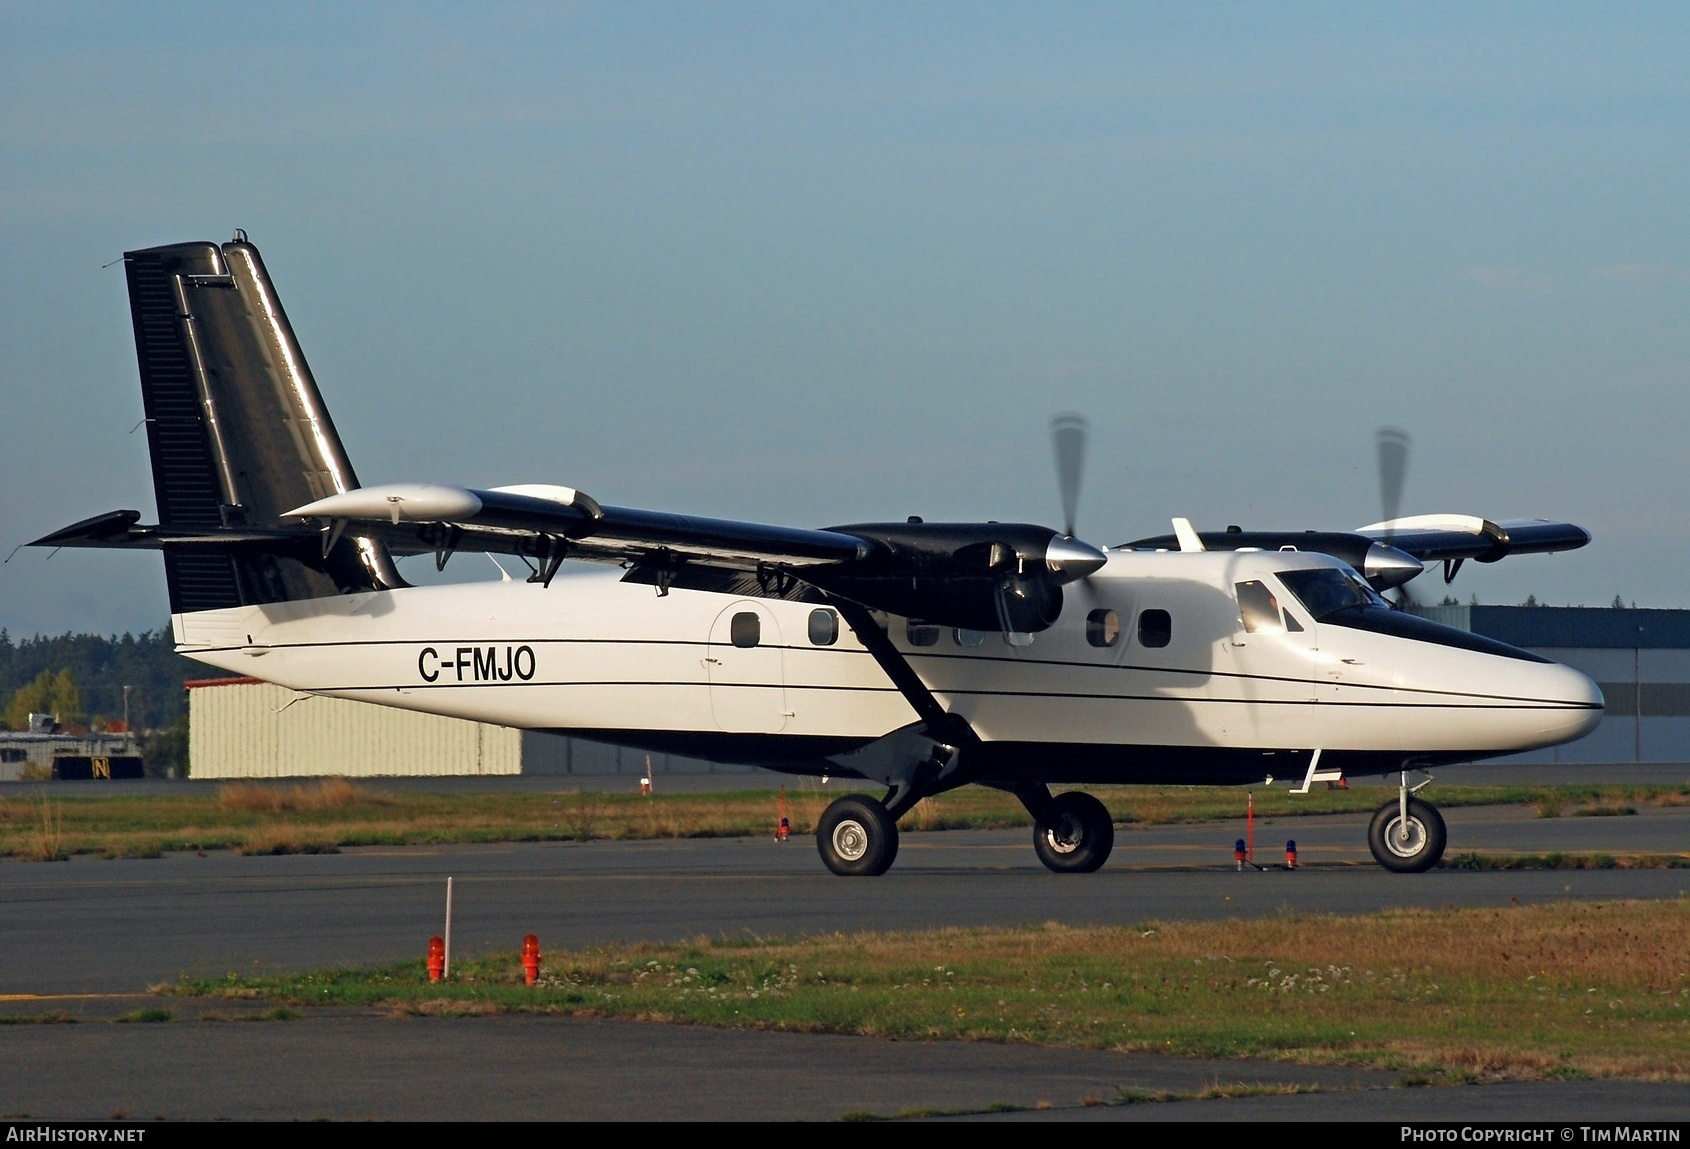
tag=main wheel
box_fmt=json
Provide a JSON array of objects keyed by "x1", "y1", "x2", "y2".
[
  {"x1": 816, "y1": 794, "x2": 900, "y2": 876},
  {"x1": 1367, "y1": 797, "x2": 1447, "y2": 873},
  {"x1": 1032, "y1": 791, "x2": 1114, "y2": 873}
]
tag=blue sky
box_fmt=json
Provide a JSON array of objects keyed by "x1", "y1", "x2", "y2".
[{"x1": 3, "y1": 3, "x2": 1688, "y2": 635}]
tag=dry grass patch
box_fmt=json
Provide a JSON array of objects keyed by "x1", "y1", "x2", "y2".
[
  {"x1": 218, "y1": 777, "x2": 373, "y2": 814},
  {"x1": 170, "y1": 898, "x2": 1690, "y2": 1081},
  {"x1": 239, "y1": 824, "x2": 341, "y2": 855},
  {"x1": 26, "y1": 794, "x2": 63, "y2": 862}
]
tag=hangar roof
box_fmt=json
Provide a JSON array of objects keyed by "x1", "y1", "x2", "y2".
[{"x1": 1414, "y1": 605, "x2": 1690, "y2": 649}]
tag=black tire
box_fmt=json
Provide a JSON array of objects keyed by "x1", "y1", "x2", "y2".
[
  {"x1": 816, "y1": 795, "x2": 900, "y2": 876},
  {"x1": 1032, "y1": 791, "x2": 1114, "y2": 873},
  {"x1": 1367, "y1": 797, "x2": 1447, "y2": 873}
]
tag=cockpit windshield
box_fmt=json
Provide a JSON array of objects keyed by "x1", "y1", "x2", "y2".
[
  {"x1": 1275, "y1": 567, "x2": 1388, "y2": 620},
  {"x1": 1274, "y1": 564, "x2": 1550, "y2": 663}
]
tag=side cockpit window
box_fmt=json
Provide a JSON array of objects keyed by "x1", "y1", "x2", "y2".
[{"x1": 1235, "y1": 580, "x2": 1286, "y2": 634}]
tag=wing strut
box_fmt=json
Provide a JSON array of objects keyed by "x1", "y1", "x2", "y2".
[{"x1": 824, "y1": 596, "x2": 980, "y2": 818}]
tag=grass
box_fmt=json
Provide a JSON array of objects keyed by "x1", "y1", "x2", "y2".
[
  {"x1": 26, "y1": 793, "x2": 63, "y2": 862},
  {"x1": 164, "y1": 898, "x2": 1690, "y2": 1081},
  {"x1": 2, "y1": 779, "x2": 1685, "y2": 862},
  {"x1": 113, "y1": 1008, "x2": 172, "y2": 1024},
  {"x1": 1443, "y1": 852, "x2": 1690, "y2": 871}
]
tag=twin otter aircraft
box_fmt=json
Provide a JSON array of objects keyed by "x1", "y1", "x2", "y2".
[{"x1": 36, "y1": 237, "x2": 1604, "y2": 876}]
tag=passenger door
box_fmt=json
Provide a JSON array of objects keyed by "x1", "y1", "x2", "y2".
[{"x1": 706, "y1": 601, "x2": 788, "y2": 733}]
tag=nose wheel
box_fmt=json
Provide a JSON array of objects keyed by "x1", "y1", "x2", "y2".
[{"x1": 1367, "y1": 792, "x2": 1446, "y2": 873}]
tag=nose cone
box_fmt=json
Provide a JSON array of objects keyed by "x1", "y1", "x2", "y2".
[
  {"x1": 1496, "y1": 660, "x2": 1605, "y2": 752},
  {"x1": 1361, "y1": 541, "x2": 1424, "y2": 591},
  {"x1": 1544, "y1": 663, "x2": 1605, "y2": 743},
  {"x1": 1045, "y1": 536, "x2": 1108, "y2": 583}
]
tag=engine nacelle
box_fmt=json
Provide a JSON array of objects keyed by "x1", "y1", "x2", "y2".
[{"x1": 810, "y1": 521, "x2": 1103, "y2": 633}]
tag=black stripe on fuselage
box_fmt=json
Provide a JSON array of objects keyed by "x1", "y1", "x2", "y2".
[
  {"x1": 189, "y1": 637, "x2": 1595, "y2": 709},
  {"x1": 318, "y1": 677, "x2": 1598, "y2": 711}
]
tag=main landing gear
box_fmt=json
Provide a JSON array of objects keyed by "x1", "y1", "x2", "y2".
[
  {"x1": 1367, "y1": 771, "x2": 1446, "y2": 873},
  {"x1": 1028, "y1": 789, "x2": 1114, "y2": 873},
  {"x1": 814, "y1": 786, "x2": 1118, "y2": 877},
  {"x1": 816, "y1": 794, "x2": 900, "y2": 876}
]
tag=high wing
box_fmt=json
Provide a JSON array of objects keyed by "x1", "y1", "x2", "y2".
[
  {"x1": 1123, "y1": 513, "x2": 1590, "y2": 592},
  {"x1": 1354, "y1": 515, "x2": 1592, "y2": 565},
  {"x1": 33, "y1": 481, "x2": 1109, "y2": 635},
  {"x1": 283, "y1": 483, "x2": 873, "y2": 573}
]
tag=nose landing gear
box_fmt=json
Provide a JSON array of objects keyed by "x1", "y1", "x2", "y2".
[{"x1": 1367, "y1": 771, "x2": 1446, "y2": 873}]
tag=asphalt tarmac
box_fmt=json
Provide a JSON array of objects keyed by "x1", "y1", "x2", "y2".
[
  {"x1": 5, "y1": 804, "x2": 1689, "y2": 996},
  {"x1": 3, "y1": 804, "x2": 1686, "y2": 1121}
]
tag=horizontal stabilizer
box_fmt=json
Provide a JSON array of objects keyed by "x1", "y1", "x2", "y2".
[{"x1": 30, "y1": 509, "x2": 306, "y2": 550}]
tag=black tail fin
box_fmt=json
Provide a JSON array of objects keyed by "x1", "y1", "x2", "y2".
[{"x1": 124, "y1": 236, "x2": 402, "y2": 612}]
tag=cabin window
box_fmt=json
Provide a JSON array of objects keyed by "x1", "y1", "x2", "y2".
[
  {"x1": 1003, "y1": 631, "x2": 1034, "y2": 648},
  {"x1": 730, "y1": 611, "x2": 761, "y2": 648},
  {"x1": 1086, "y1": 608, "x2": 1120, "y2": 648},
  {"x1": 953, "y1": 629, "x2": 986, "y2": 647},
  {"x1": 1235, "y1": 580, "x2": 1286, "y2": 634},
  {"x1": 808, "y1": 608, "x2": 838, "y2": 646},
  {"x1": 907, "y1": 620, "x2": 941, "y2": 647},
  {"x1": 0, "y1": 748, "x2": 25, "y2": 764},
  {"x1": 1138, "y1": 609, "x2": 1172, "y2": 648}
]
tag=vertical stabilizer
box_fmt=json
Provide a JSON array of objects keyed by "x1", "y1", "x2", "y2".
[{"x1": 124, "y1": 236, "x2": 401, "y2": 612}]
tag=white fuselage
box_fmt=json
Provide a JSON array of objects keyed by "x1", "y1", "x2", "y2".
[{"x1": 172, "y1": 549, "x2": 1602, "y2": 778}]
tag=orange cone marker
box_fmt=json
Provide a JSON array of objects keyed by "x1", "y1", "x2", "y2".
[{"x1": 522, "y1": 933, "x2": 541, "y2": 987}]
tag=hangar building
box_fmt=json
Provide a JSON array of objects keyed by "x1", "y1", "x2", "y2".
[
  {"x1": 0, "y1": 713, "x2": 142, "y2": 781},
  {"x1": 185, "y1": 677, "x2": 749, "y2": 780}
]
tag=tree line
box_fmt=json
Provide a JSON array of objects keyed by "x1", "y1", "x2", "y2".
[{"x1": 0, "y1": 628, "x2": 200, "y2": 732}]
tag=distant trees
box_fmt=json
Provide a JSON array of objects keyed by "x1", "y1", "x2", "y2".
[
  {"x1": 0, "y1": 627, "x2": 197, "y2": 731},
  {"x1": 142, "y1": 714, "x2": 189, "y2": 778},
  {"x1": 3, "y1": 668, "x2": 83, "y2": 729}
]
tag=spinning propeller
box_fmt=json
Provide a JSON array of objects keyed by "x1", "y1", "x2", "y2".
[
  {"x1": 1375, "y1": 426, "x2": 1421, "y2": 607},
  {"x1": 1051, "y1": 413, "x2": 1088, "y2": 539},
  {"x1": 1047, "y1": 413, "x2": 1108, "y2": 611}
]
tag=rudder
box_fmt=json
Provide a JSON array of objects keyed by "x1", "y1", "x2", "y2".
[{"x1": 124, "y1": 235, "x2": 401, "y2": 612}]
